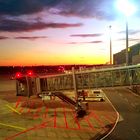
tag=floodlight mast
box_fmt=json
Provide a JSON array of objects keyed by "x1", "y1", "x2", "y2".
[
  {"x1": 116, "y1": 0, "x2": 137, "y2": 65},
  {"x1": 109, "y1": 25, "x2": 112, "y2": 65}
]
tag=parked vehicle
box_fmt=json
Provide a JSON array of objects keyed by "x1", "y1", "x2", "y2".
[
  {"x1": 78, "y1": 89, "x2": 104, "y2": 101},
  {"x1": 89, "y1": 89, "x2": 104, "y2": 101}
]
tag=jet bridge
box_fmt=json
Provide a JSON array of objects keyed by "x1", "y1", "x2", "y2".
[
  {"x1": 16, "y1": 64, "x2": 140, "y2": 101},
  {"x1": 37, "y1": 65, "x2": 140, "y2": 92}
]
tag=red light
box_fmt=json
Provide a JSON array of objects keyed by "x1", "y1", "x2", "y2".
[
  {"x1": 58, "y1": 66, "x2": 65, "y2": 72},
  {"x1": 27, "y1": 70, "x2": 33, "y2": 76},
  {"x1": 16, "y1": 72, "x2": 22, "y2": 78}
]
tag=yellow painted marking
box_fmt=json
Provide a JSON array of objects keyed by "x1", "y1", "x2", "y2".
[
  {"x1": 6, "y1": 104, "x2": 21, "y2": 115},
  {"x1": 0, "y1": 122, "x2": 25, "y2": 130}
]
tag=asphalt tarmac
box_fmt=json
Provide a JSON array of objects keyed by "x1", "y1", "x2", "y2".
[
  {"x1": 0, "y1": 76, "x2": 117, "y2": 140},
  {"x1": 103, "y1": 87, "x2": 140, "y2": 140}
]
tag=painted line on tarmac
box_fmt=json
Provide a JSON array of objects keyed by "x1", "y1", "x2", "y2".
[
  {"x1": 61, "y1": 101, "x2": 69, "y2": 128},
  {"x1": 0, "y1": 122, "x2": 25, "y2": 131},
  {"x1": 6, "y1": 104, "x2": 21, "y2": 115},
  {"x1": 54, "y1": 108, "x2": 57, "y2": 128},
  {"x1": 103, "y1": 115, "x2": 114, "y2": 124},
  {"x1": 101, "y1": 92, "x2": 119, "y2": 140},
  {"x1": 71, "y1": 109, "x2": 81, "y2": 129},
  {"x1": 5, "y1": 118, "x2": 54, "y2": 140},
  {"x1": 90, "y1": 111, "x2": 105, "y2": 130},
  {"x1": 15, "y1": 97, "x2": 22, "y2": 108},
  {"x1": 19, "y1": 107, "x2": 24, "y2": 113},
  {"x1": 84, "y1": 117, "x2": 95, "y2": 131}
]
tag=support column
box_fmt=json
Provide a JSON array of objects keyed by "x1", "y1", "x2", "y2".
[{"x1": 72, "y1": 67, "x2": 78, "y2": 101}]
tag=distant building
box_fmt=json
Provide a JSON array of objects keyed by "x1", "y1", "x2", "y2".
[{"x1": 113, "y1": 43, "x2": 140, "y2": 65}]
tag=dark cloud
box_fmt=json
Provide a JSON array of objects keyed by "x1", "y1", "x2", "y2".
[
  {"x1": 118, "y1": 29, "x2": 140, "y2": 35},
  {"x1": 52, "y1": 0, "x2": 117, "y2": 20},
  {"x1": 0, "y1": 0, "x2": 44, "y2": 16},
  {"x1": 15, "y1": 36, "x2": 48, "y2": 40},
  {"x1": 0, "y1": 36, "x2": 9, "y2": 40},
  {"x1": 67, "y1": 40, "x2": 103, "y2": 44},
  {"x1": 0, "y1": 18, "x2": 83, "y2": 32},
  {"x1": 85, "y1": 41, "x2": 103, "y2": 44},
  {"x1": 70, "y1": 33, "x2": 102, "y2": 37},
  {"x1": 0, "y1": 0, "x2": 139, "y2": 28},
  {"x1": 0, "y1": 0, "x2": 128, "y2": 20},
  {"x1": 67, "y1": 42, "x2": 79, "y2": 44}
]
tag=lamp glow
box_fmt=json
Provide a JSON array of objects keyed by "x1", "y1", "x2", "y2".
[
  {"x1": 116, "y1": 0, "x2": 137, "y2": 17},
  {"x1": 116, "y1": 0, "x2": 137, "y2": 65}
]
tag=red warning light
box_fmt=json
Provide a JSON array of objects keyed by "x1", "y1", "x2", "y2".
[
  {"x1": 15, "y1": 72, "x2": 22, "y2": 78},
  {"x1": 27, "y1": 70, "x2": 33, "y2": 76},
  {"x1": 58, "y1": 66, "x2": 65, "y2": 72}
]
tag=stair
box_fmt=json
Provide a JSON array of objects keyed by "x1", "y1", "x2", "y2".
[{"x1": 52, "y1": 92, "x2": 76, "y2": 106}]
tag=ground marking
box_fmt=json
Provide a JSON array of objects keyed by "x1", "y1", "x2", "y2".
[
  {"x1": 6, "y1": 104, "x2": 21, "y2": 115},
  {"x1": 5, "y1": 118, "x2": 54, "y2": 140},
  {"x1": 71, "y1": 109, "x2": 81, "y2": 129},
  {"x1": 61, "y1": 101, "x2": 68, "y2": 128},
  {"x1": 101, "y1": 91, "x2": 119, "y2": 140},
  {"x1": 0, "y1": 122, "x2": 25, "y2": 131},
  {"x1": 54, "y1": 108, "x2": 57, "y2": 128},
  {"x1": 15, "y1": 97, "x2": 22, "y2": 108}
]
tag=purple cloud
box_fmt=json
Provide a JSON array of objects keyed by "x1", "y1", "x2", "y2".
[
  {"x1": 0, "y1": 18, "x2": 83, "y2": 32},
  {"x1": 70, "y1": 33, "x2": 102, "y2": 38},
  {"x1": 67, "y1": 40, "x2": 103, "y2": 44},
  {"x1": 15, "y1": 36, "x2": 48, "y2": 40},
  {"x1": 87, "y1": 41, "x2": 103, "y2": 43},
  {"x1": 0, "y1": 36, "x2": 9, "y2": 40},
  {"x1": 1, "y1": 0, "x2": 137, "y2": 20},
  {"x1": 67, "y1": 42, "x2": 79, "y2": 44}
]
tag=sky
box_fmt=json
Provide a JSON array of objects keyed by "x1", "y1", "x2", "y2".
[{"x1": 0, "y1": 0, "x2": 140, "y2": 66}]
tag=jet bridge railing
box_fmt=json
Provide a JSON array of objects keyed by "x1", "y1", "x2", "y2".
[{"x1": 38, "y1": 65, "x2": 140, "y2": 93}]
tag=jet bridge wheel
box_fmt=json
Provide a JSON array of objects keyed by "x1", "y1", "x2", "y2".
[
  {"x1": 76, "y1": 108, "x2": 86, "y2": 118},
  {"x1": 100, "y1": 98, "x2": 104, "y2": 102}
]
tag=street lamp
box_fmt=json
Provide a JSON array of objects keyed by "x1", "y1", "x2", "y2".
[
  {"x1": 109, "y1": 25, "x2": 112, "y2": 65},
  {"x1": 116, "y1": 0, "x2": 137, "y2": 65}
]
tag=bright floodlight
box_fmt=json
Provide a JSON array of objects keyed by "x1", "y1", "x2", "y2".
[{"x1": 116, "y1": 0, "x2": 137, "y2": 16}]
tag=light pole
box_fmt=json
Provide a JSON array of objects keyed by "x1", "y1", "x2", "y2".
[
  {"x1": 116, "y1": 0, "x2": 136, "y2": 66},
  {"x1": 109, "y1": 25, "x2": 112, "y2": 65},
  {"x1": 125, "y1": 18, "x2": 129, "y2": 66}
]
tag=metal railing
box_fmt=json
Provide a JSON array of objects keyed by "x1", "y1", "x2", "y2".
[{"x1": 38, "y1": 65, "x2": 140, "y2": 92}]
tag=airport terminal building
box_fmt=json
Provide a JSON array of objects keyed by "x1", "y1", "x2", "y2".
[{"x1": 113, "y1": 43, "x2": 140, "y2": 65}]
